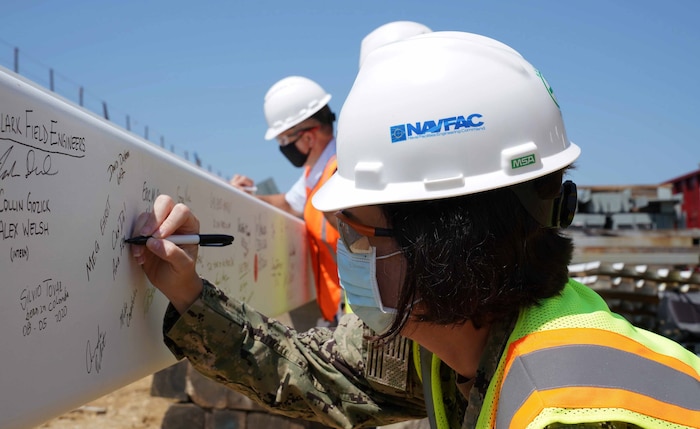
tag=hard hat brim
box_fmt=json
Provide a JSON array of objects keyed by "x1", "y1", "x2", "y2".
[{"x1": 312, "y1": 142, "x2": 581, "y2": 212}]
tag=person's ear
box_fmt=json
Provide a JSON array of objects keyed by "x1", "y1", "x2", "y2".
[{"x1": 304, "y1": 129, "x2": 317, "y2": 149}]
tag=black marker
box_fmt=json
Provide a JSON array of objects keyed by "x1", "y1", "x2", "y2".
[{"x1": 124, "y1": 234, "x2": 234, "y2": 247}]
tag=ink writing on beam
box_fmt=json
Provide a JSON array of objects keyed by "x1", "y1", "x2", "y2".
[{"x1": 1, "y1": 64, "x2": 312, "y2": 429}]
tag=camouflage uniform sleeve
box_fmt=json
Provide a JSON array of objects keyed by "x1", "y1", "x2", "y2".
[{"x1": 162, "y1": 280, "x2": 427, "y2": 428}]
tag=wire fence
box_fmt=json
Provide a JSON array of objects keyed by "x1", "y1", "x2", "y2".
[{"x1": 0, "y1": 38, "x2": 226, "y2": 179}]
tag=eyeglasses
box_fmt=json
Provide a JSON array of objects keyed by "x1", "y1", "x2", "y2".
[
  {"x1": 277, "y1": 126, "x2": 320, "y2": 147},
  {"x1": 335, "y1": 210, "x2": 394, "y2": 254}
]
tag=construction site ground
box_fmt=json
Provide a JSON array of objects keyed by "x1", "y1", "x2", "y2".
[{"x1": 36, "y1": 375, "x2": 173, "y2": 429}]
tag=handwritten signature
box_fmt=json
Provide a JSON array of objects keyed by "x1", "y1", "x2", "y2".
[
  {"x1": 0, "y1": 145, "x2": 59, "y2": 181},
  {"x1": 25, "y1": 149, "x2": 58, "y2": 178},
  {"x1": 85, "y1": 325, "x2": 107, "y2": 374},
  {"x1": 0, "y1": 145, "x2": 20, "y2": 180}
]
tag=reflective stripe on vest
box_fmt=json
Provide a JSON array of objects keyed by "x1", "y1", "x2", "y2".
[
  {"x1": 496, "y1": 328, "x2": 700, "y2": 428},
  {"x1": 318, "y1": 212, "x2": 336, "y2": 263},
  {"x1": 413, "y1": 342, "x2": 449, "y2": 429},
  {"x1": 475, "y1": 280, "x2": 700, "y2": 428},
  {"x1": 304, "y1": 155, "x2": 341, "y2": 321}
]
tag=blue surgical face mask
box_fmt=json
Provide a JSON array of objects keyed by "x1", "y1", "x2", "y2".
[{"x1": 337, "y1": 239, "x2": 401, "y2": 334}]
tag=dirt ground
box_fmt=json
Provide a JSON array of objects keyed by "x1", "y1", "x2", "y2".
[
  {"x1": 36, "y1": 375, "x2": 175, "y2": 429},
  {"x1": 33, "y1": 374, "x2": 428, "y2": 429}
]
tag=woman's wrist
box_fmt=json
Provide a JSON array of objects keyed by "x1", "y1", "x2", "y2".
[{"x1": 171, "y1": 276, "x2": 204, "y2": 314}]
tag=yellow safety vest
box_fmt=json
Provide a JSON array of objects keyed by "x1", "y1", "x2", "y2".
[
  {"x1": 479, "y1": 279, "x2": 700, "y2": 428},
  {"x1": 416, "y1": 280, "x2": 700, "y2": 428}
]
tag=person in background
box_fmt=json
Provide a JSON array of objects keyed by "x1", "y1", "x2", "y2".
[
  {"x1": 230, "y1": 21, "x2": 434, "y2": 328},
  {"x1": 231, "y1": 76, "x2": 342, "y2": 324},
  {"x1": 133, "y1": 32, "x2": 700, "y2": 428}
]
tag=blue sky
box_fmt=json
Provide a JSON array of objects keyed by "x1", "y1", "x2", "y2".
[{"x1": 1, "y1": 1, "x2": 698, "y2": 192}]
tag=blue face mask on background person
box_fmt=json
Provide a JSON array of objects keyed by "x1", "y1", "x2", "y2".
[{"x1": 337, "y1": 239, "x2": 401, "y2": 334}]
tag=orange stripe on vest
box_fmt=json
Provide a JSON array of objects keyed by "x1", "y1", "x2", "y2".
[
  {"x1": 304, "y1": 156, "x2": 341, "y2": 321},
  {"x1": 495, "y1": 327, "x2": 700, "y2": 428}
]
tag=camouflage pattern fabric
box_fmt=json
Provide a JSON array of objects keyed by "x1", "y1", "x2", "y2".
[
  {"x1": 163, "y1": 280, "x2": 426, "y2": 428},
  {"x1": 163, "y1": 280, "x2": 643, "y2": 429}
]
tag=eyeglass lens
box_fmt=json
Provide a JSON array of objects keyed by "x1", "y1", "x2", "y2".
[{"x1": 337, "y1": 218, "x2": 372, "y2": 254}]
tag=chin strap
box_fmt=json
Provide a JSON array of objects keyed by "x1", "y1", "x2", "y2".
[{"x1": 512, "y1": 180, "x2": 578, "y2": 228}]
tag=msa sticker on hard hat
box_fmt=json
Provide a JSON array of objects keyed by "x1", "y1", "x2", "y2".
[
  {"x1": 502, "y1": 142, "x2": 542, "y2": 175},
  {"x1": 390, "y1": 113, "x2": 485, "y2": 143},
  {"x1": 511, "y1": 154, "x2": 537, "y2": 169},
  {"x1": 535, "y1": 69, "x2": 559, "y2": 109}
]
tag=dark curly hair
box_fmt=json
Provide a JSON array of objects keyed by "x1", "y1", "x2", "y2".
[{"x1": 379, "y1": 170, "x2": 574, "y2": 338}]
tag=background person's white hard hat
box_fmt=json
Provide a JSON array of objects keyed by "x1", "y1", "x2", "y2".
[
  {"x1": 263, "y1": 76, "x2": 332, "y2": 140},
  {"x1": 418, "y1": 30, "x2": 522, "y2": 57},
  {"x1": 359, "y1": 21, "x2": 432, "y2": 69},
  {"x1": 313, "y1": 31, "x2": 581, "y2": 212}
]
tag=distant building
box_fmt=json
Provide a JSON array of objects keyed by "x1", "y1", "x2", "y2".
[
  {"x1": 255, "y1": 177, "x2": 279, "y2": 196},
  {"x1": 573, "y1": 184, "x2": 681, "y2": 230},
  {"x1": 665, "y1": 168, "x2": 700, "y2": 229}
]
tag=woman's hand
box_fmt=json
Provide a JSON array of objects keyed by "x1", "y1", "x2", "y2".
[{"x1": 130, "y1": 194, "x2": 203, "y2": 314}]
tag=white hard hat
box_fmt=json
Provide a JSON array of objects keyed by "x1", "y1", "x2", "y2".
[
  {"x1": 418, "y1": 30, "x2": 522, "y2": 57},
  {"x1": 313, "y1": 31, "x2": 581, "y2": 212},
  {"x1": 263, "y1": 76, "x2": 332, "y2": 140},
  {"x1": 359, "y1": 21, "x2": 432, "y2": 69}
]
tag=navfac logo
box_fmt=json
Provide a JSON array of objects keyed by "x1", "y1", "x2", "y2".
[{"x1": 390, "y1": 114, "x2": 485, "y2": 143}]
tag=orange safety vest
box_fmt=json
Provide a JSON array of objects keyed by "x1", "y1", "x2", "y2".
[
  {"x1": 304, "y1": 155, "x2": 341, "y2": 322},
  {"x1": 478, "y1": 279, "x2": 700, "y2": 428}
]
